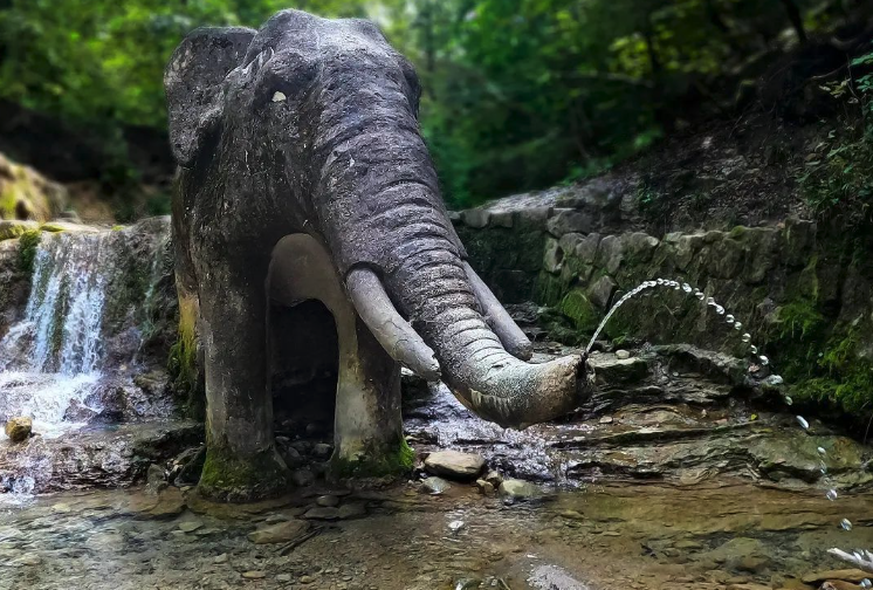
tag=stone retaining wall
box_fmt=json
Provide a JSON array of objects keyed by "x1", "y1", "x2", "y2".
[{"x1": 454, "y1": 195, "x2": 873, "y2": 421}]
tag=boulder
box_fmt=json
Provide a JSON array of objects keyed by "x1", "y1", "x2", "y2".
[
  {"x1": 498, "y1": 479, "x2": 542, "y2": 502},
  {"x1": 546, "y1": 209, "x2": 595, "y2": 237},
  {"x1": 801, "y1": 570, "x2": 873, "y2": 585},
  {"x1": 424, "y1": 450, "x2": 485, "y2": 481},
  {"x1": 587, "y1": 275, "x2": 617, "y2": 310},
  {"x1": 0, "y1": 153, "x2": 67, "y2": 222},
  {"x1": 420, "y1": 476, "x2": 452, "y2": 495},
  {"x1": 4, "y1": 416, "x2": 32, "y2": 443},
  {"x1": 248, "y1": 519, "x2": 310, "y2": 544}
]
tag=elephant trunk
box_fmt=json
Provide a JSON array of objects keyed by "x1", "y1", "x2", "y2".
[{"x1": 340, "y1": 180, "x2": 582, "y2": 429}]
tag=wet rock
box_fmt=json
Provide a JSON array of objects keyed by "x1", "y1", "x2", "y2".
[
  {"x1": 588, "y1": 355, "x2": 649, "y2": 385},
  {"x1": 475, "y1": 479, "x2": 495, "y2": 495},
  {"x1": 248, "y1": 519, "x2": 309, "y2": 544},
  {"x1": 316, "y1": 494, "x2": 339, "y2": 507},
  {"x1": 241, "y1": 571, "x2": 266, "y2": 579},
  {"x1": 420, "y1": 476, "x2": 452, "y2": 495},
  {"x1": 312, "y1": 443, "x2": 333, "y2": 458},
  {"x1": 424, "y1": 450, "x2": 485, "y2": 481},
  {"x1": 291, "y1": 469, "x2": 315, "y2": 487},
  {"x1": 484, "y1": 470, "x2": 503, "y2": 486},
  {"x1": 337, "y1": 502, "x2": 367, "y2": 520},
  {"x1": 303, "y1": 506, "x2": 339, "y2": 520},
  {"x1": 145, "y1": 463, "x2": 167, "y2": 495},
  {"x1": 171, "y1": 446, "x2": 206, "y2": 487},
  {"x1": 177, "y1": 520, "x2": 203, "y2": 533},
  {"x1": 4, "y1": 416, "x2": 32, "y2": 442},
  {"x1": 802, "y1": 570, "x2": 873, "y2": 585},
  {"x1": 498, "y1": 479, "x2": 542, "y2": 502}
]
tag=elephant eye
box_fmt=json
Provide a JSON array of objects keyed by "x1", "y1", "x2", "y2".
[{"x1": 256, "y1": 53, "x2": 318, "y2": 106}]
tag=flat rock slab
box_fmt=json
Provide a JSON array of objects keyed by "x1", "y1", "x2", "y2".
[
  {"x1": 247, "y1": 519, "x2": 310, "y2": 544},
  {"x1": 424, "y1": 450, "x2": 485, "y2": 481},
  {"x1": 802, "y1": 569, "x2": 873, "y2": 584}
]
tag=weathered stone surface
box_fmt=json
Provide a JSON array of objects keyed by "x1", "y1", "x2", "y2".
[
  {"x1": 337, "y1": 502, "x2": 367, "y2": 519},
  {"x1": 597, "y1": 235, "x2": 624, "y2": 274},
  {"x1": 247, "y1": 519, "x2": 309, "y2": 544},
  {"x1": 498, "y1": 479, "x2": 542, "y2": 501},
  {"x1": 588, "y1": 355, "x2": 649, "y2": 386},
  {"x1": 573, "y1": 233, "x2": 601, "y2": 264},
  {"x1": 303, "y1": 506, "x2": 340, "y2": 520},
  {"x1": 315, "y1": 494, "x2": 339, "y2": 507},
  {"x1": 4, "y1": 416, "x2": 32, "y2": 443},
  {"x1": 544, "y1": 237, "x2": 564, "y2": 274},
  {"x1": 424, "y1": 450, "x2": 485, "y2": 481},
  {"x1": 802, "y1": 570, "x2": 873, "y2": 585},
  {"x1": 547, "y1": 209, "x2": 595, "y2": 237},
  {"x1": 0, "y1": 220, "x2": 38, "y2": 241},
  {"x1": 587, "y1": 275, "x2": 617, "y2": 310},
  {"x1": 621, "y1": 232, "x2": 659, "y2": 263},
  {"x1": 420, "y1": 476, "x2": 452, "y2": 495},
  {"x1": 0, "y1": 153, "x2": 67, "y2": 222},
  {"x1": 461, "y1": 208, "x2": 491, "y2": 228}
]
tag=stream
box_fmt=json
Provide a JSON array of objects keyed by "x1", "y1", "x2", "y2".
[{"x1": 1, "y1": 221, "x2": 872, "y2": 589}]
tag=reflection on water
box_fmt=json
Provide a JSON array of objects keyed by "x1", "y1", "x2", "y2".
[{"x1": 0, "y1": 481, "x2": 871, "y2": 590}]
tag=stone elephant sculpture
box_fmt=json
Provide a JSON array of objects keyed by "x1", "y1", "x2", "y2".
[{"x1": 164, "y1": 9, "x2": 584, "y2": 501}]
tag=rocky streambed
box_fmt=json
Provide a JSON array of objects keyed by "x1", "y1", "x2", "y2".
[{"x1": 2, "y1": 337, "x2": 873, "y2": 589}]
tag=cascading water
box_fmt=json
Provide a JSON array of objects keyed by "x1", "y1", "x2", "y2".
[
  {"x1": 0, "y1": 219, "x2": 177, "y2": 498},
  {"x1": 590, "y1": 276, "x2": 869, "y2": 584}
]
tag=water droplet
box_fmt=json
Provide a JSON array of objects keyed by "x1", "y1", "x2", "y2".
[
  {"x1": 759, "y1": 355, "x2": 769, "y2": 366},
  {"x1": 742, "y1": 333, "x2": 751, "y2": 343},
  {"x1": 827, "y1": 489, "x2": 839, "y2": 501},
  {"x1": 715, "y1": 305, "x2": 725, "y2": 315},
  {"x1": 726, "y1": 314, "x2": 735, "y2": 324},
  {"x1": 820, "y1": 463, "x2": 828, "y2": 475},
  {"x1": 656, "y1": 278, "x2": 665, "y2": 285},
  {"x1": 706, "y1": 297, "x2": 716, "y2": 306},
  {"x1": 817, "y1": 446, "x2": 827, "y2": 456},
  {"x1": 860, "y1": 579, "x2": 871, "y2": 588},
  {"x1": 672, "y1": 282, "x2": 681, "y2": 290},
  {"x1": 841, "y1": 518, "x2": 853, "y2": 531},
  {"x1": 682, "y1": 283, "x2": 692, "y2": 293},
  {"x1": 448, "y1": 520, "x2": 465, "y2": 532},
  {"x1": 784, "y1": 395, "x2": 793, "y2": 405},
  {"x1": 796, "y1": 415, "x2": 810, "y2": 430},
  {"x1": 695, "y1": 290, "x2": 705, "y2": 300},
  {"x1": 734, "y1": 322, "x2": 743, "y2": 330},
  {"x1": 750, "y1": 345, "x2": 758, "y2": 354}
]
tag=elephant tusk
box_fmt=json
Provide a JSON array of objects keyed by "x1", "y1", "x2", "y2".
[
  {"x1": 346, "y1": 267, "x2": 442, "y2": 381},
  {"x1": 463, "y1": 261, "x2": 533, "y2": 361}
]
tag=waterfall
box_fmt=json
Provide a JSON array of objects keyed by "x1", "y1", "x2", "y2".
[{"x1": 0, "y1": 220, "x2": 174, "y2": 438}]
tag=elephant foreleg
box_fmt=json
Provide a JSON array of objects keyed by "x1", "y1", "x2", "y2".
[{"x1": 197, "y1": 260, "x2": 290, "y2": 502}]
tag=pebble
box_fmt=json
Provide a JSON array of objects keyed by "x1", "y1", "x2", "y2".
[
  {"x1": 615, "y1": 349, "x2": 631, "y2": 359},
  {"x1": 316, "y1": 494, "x2": 340, "y2": 507},
  {"x1": 242, "y1": 571, "x2": 266, "y2": 579},
  {"x1": 300, "y1": 574, "x2": 316, "y2": 584},
  {"x1": 214, "y1": 553, "x2": 228, "y2": 564}
]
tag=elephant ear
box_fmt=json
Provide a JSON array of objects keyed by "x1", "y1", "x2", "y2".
[{"x1": 165, "y1": 26, "x2": 256, "y2": 167}]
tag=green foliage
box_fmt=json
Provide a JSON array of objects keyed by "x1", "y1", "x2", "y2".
[
  {"x1": 17, "y1": 229, "x2": 41, "y2": 273},
  {"x1": 0, "y1": 0, "x2": 841, "y2": 211},
  {"x1": 799, "y1": 44, "x2": 873, "y2": 223}
]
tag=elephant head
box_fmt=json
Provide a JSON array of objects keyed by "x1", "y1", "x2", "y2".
[{"x1": 165, "y1": 10, "x2": 583, "y2": 430}]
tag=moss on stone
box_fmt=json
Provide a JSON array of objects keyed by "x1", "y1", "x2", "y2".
[
  {"x1": 197, "y1": 445, "x2": 291, "y2": 503},
  {"x1": 559, "y1": 289, "x2": 599, "y2": 333},
  {"x1": 17, "y1": 229, "x2": 41, "y2": 273},
  {"x1": 328, "y1": 438, "x2": 415, "y2": 480},
  {"x1": 168, "y1": 294, "x2": 204, "y2": 419}
]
